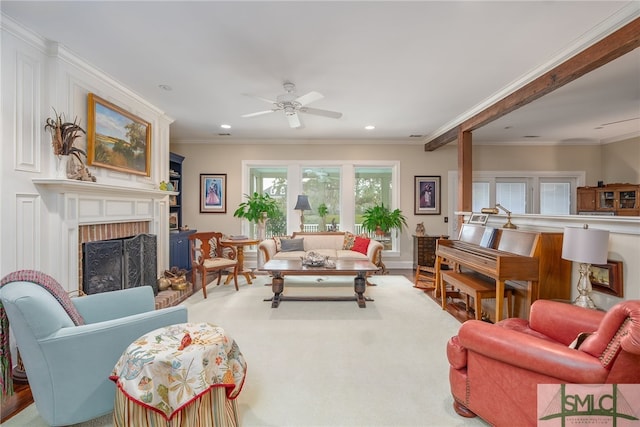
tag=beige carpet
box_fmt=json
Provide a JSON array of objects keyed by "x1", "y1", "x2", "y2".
[{"x1": 4, "y1": 275, "x2": 488, "y2": 426}]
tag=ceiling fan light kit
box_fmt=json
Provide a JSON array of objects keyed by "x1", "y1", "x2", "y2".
[{"x1": 242, "y1": 81, "x2": 343, "y2": 129}]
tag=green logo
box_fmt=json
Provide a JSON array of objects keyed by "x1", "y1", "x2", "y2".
[{"x1": 539, "y1": 384, "x2": 638, "y2": 426}]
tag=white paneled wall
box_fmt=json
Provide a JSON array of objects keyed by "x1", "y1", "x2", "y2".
[{"x1": 1, "y1": 15, "x2": 174, "y2": 290}]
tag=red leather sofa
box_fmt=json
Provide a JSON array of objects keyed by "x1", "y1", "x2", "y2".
[{"x1": 447, "y1": 299, "x2": 640, "y2": 426}]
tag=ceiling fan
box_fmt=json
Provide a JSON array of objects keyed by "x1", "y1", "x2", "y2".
[{"x1": 241, "y1": 82, "x2": 343, "y2": 129}]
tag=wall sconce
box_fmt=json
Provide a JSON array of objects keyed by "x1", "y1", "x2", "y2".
[
  {"x1": 481, "y1": 204, "x2": 517, "y2": 229},
  {"x1": 561, "y1": 224, "x2": 609, "y2": 309},
  {"x1": 294, "y1": 195, "x2": 311, "y2": 231}
]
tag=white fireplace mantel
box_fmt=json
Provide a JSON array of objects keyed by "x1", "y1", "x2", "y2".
[
  {"x1": 33, "y1": 178, "x2": 176, "y2": 199},
  {"x1": 32, "y1": 178, "x2": 174, "y2": 292}
]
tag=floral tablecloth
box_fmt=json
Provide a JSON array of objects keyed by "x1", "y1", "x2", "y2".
[{"x1": 111, "y1": 322, "x2": 247, "y2": 420}]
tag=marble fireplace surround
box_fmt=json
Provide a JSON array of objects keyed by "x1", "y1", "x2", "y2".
[{"x1": 32, "y1": 178, "x2": 172, "y2": 296}]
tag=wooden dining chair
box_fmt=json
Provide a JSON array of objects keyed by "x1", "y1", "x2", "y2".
[{"x1": 189, "y1": 232, "x2": 239, "y2": 298}]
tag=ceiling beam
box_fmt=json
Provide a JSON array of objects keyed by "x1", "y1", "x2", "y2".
[{"x1": 424, "y1": 17, "x2": 640, "y2": 152}]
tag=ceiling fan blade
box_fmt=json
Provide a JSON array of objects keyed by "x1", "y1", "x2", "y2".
[
  {"x1": 287, "y1": 112, "x2": 302, "y2": 128},
  {"x1": 242, "y1": 93, "x2": 277, "y2": 105},
  {"x1": 241, "y1": 110, "x2": 276, "y2": 118},
  {"x1": 300, "y1": 107, "x2": 342, "y2": 119},
  {"x1": 295, "y1": 91, "x2": 323, "y2": 106}
]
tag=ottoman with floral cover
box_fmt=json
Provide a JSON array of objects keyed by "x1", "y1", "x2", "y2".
[{"x1": 111, "y1": 322, "x2": 247, "y2": 427}]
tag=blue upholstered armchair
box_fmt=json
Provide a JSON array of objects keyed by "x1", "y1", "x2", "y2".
[{"x1": 0, "y1": 281, "x2": 188, "y2": 426}]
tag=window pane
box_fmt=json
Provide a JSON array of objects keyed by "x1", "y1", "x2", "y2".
[
  {"x1": 355, "y1": 167, "x2": 393, "y2": 247},
  {"x1": 248, "y1": 167, "x2": 287, "y2": 238},
  {"x1": 496, "y1": 182, "x2": 526, "y2": 214},
  {"x1": 540, "y1": 182, "x2": 570, "y2": 215},
  {"x1": 472, "y1": 182, "x2": 490, "y2": 212},
  {"x1": 301, "y1": 167, "x2": 341, "y2": 232}
]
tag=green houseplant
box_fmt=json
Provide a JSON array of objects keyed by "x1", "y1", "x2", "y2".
[
  {"x1": 361, "y1": 204, "x2": 408, "y2": 236},
  {"x1": 233, "y1": 192, "x2": 280, "y2": 223},
  {"x1": 317, "y1": 203, "x2": 329, "y2": 231}
]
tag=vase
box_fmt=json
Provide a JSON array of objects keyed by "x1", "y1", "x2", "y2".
[{"x1": 56, "y1": 155, "x2": 70, "y2": 179}]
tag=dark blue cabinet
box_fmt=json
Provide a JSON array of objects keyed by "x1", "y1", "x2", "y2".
[{"x1": 169, "y1": 229, "x2": 196, "y2": 271}]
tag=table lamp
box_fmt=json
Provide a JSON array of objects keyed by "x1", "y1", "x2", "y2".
[
  {"x1": 561, "y1": 224, "x2": 609, "y2": 309},
  {"x1": 294, "y1": 195, "x2": 311, "y2": 231}
]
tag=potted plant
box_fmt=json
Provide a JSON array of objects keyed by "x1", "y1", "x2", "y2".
[
  {"x1": 233, "y1": 192, "x2": 281, "y2": 240},
  {"x1": 361, "y1": 203, "x2": 408, "y2": 237},
  {"x1": 317, "y1": 203, "x2": 329, "y2": 231}
]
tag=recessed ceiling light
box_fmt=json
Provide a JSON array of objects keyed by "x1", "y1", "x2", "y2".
[
  {"x1": 158, "y1": 84, "x2": 172, "y2": 91},
  {"x1": 220, "y1": 124, "x2": 231, "y2": 129},
  {"x1": 365, "y1": 125, "x2": 375, "y2": 130}
]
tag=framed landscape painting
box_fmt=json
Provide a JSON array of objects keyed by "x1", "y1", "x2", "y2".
[
  {"x1": 590, "y1": 260, "x2": 623, "y2": 297},
  {"x1": 414, "y1": 176, "x2": 441, "y2": 215},
  {"x1": 200, "y1": 173, "x2": 227, "y2": 213},
  {"x1": 87, "y1": 93, "x2": 151, "y2": 176}
]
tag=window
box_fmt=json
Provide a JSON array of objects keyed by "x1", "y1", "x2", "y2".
[
  {"x1": 247, "y1": 166, "x2": 288, "y2": 237},
  {"x1": 540, "y1": 181, "x2": 570, "y2": 215},
  {"x1": 496, "y1": 181, "x2": 527, "y2": 214},
  {"x1": 472, "y1": 182, "x2": 490, "y2": 212},
  {"x1": 302, "y1": 167, "x2": 341, "y2": 231},
  {"x1": 241, "y1": 161, "x2": 401, "y2": 251},
  {"x1": 355, "y1": 167, "x2": 393, "y2": 233},
  {"x1": 466, "y1": 172, "x2": 582, "y2": 215}
]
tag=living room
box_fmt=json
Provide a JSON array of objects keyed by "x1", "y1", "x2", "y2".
[{"x1": 1, "y1": 2, "x2": 639, "y2": 426}]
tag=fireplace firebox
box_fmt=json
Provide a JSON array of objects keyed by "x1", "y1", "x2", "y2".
[{"x1": 82, "y1": 234, "x2": 158, "y2": 295}]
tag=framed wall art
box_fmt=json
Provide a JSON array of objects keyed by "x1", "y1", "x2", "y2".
[
  {"x1": 590, "y1": 260, "x2": 624, "y2": 298},
  {"x1": 200, "y1": 173, "x2": 227, "y2": 213},
  {"x1": 468, "y1": 213, "x2": 489, "y2": 225},
  {"x1": 87, "y1": 93, "x2": 151, "y2": 176},
  {"x1": 169, "y1": 212, "x2": 179, "y2": 230},
  {"x1": 414, "y1": 176, "x2": 441, "y2": 215}
]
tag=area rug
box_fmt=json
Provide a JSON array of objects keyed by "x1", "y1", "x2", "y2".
[{"x1": 3, "y1": 275, "x2": 489, "y2": 427}]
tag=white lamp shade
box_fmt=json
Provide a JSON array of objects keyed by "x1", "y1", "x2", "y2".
[{"x1": 562, "y1": 226, "x2": 609, "y2": 265}]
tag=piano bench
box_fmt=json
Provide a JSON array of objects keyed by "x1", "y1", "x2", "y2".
[{"x1": 440, "y1": 271, "x2": 513, "y2": 320}]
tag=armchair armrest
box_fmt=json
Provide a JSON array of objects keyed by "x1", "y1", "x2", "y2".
[
  {"x1": 367, "y1": 240, "x2": 383, "y2": 264},
  {"x1": 528, "y1": 300, "x2": 605, "y2": 345},
  {"x1": 259, "y1": 239, "x2": 277, "y2": 262},
  {"x1": 219, "y1": 242, "x2": 238, "y2": 260},
  {"x1": 73, "y1": 286, "x2": 156, "y2": 323},
  {"x1": 458, "y1": 320, "x2": 608, "y2": 384},
  {"x1": 35, "y1": 306, "x2": 187, "y2": 419}
]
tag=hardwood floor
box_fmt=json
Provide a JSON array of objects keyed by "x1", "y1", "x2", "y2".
[
  {"x1": 0, "y1": 269, "x2": 469, "y2": 422},
  {"x1": 1, "y1": 381, "x2": 32, "y2": 423}
]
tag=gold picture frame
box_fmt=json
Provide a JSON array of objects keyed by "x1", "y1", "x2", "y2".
[{"x1": 87, "y1": 93, "x2": 151, "y2": 176}]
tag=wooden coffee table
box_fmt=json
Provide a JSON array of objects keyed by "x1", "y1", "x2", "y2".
[{"x1": 261, "y1": 259, "x2": 379, "y2": 308}]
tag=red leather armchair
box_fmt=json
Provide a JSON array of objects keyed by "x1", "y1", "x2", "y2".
[{"x1": 447, "y1": 299, "x2": 640, "y2": 426}]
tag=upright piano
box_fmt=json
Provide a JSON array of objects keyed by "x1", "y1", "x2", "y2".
[{"x1": 435, "y1": 224, "x2": 571, "y2": 321}]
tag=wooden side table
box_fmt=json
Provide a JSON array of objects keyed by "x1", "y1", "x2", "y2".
[{"x1": 222, "y1": 238, "x2": 260, "y2": 284}]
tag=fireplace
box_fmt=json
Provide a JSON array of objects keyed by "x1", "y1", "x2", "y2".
[{"x1": 82, "y1": 234, "x2": 158, "y2": 295}]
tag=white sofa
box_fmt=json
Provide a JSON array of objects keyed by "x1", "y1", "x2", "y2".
[{"x1": 258, "y1": 231, "x2": 383, "y2": 266}]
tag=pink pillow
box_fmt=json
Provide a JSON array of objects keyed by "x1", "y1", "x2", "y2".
[{"x1": 351, "y1": 236, "x2": 371, "y2": 254}]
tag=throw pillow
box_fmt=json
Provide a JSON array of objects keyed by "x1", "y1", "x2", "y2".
[
  {"x1": 343, "y1": 231, "x2": 356, "y2": 250},
  {"x1": 273, "y1": 236, "x2": 291, "y2": 252},
  {"x1": 280, "y1": 238, "x2": 305, "y2": 252},
  {"x1": 351, "y1": 236, "x2": 371, "y2": 255},
  {"x1": 568, "y1": 332, "x2": 591, "y2": 349}
]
